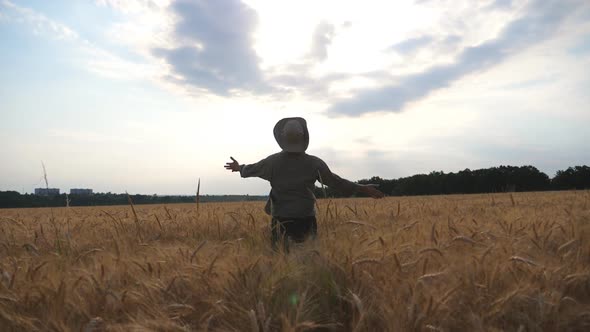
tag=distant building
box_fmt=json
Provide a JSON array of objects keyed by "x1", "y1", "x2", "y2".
[
  {"x1": 34, "y1": 188, "x2": 60, "y2": 196},
  {"x1": 70, "y1": 188, "x2": 93, "y2": 195}
]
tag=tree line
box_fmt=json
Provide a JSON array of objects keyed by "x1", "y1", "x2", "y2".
[
  {"x1": 1, "y1": 165, "x2": 588, "y2": 208},
  {"x1": 315, "y1": 165, "x2": 590, "y2": 198},
  {"x1": 0, "y1": 192, "x2": 267, "y2": 209}
]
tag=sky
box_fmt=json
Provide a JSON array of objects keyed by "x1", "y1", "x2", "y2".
[{"x1": 1, "y1": 0, "x2": 589, "y2": 195}]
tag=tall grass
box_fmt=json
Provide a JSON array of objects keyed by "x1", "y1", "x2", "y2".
[{"x1": 0, "y1": 191, "x2": 589, "y2": 331}]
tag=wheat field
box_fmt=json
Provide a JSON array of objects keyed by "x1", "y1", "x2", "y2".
[{"x1": 0, "y1": 191, "x2": 589, "y2": 331}]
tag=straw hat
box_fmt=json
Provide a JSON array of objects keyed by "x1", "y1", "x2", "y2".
[{"x1": 273, "y1": 117, "x2": 309, "y2": 153}]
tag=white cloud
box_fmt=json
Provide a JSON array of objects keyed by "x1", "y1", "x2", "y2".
[
  {"x1": 121, "y1": 0, "x2": 587, "y2": 119},
  {"x1": 5, "y1": 0, "x2": 588, "y2": 116},
  {"x1": 95, "y1": 0, "x2": 171, "y2": 14},
  {"x1": 1, "y1": 0, "x2": 162, "y2": 81},
  {"x1": 326, "y1": 0, "x2": 589, "y2": 116},
  {"x1": 1, "y1": 0, "x2": 78, "y2": 40},
  {"x1": 308, "y1": 21, "x2": 335, "y2": 62}
]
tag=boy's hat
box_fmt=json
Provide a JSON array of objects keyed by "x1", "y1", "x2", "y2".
[{"x1": 273, "y1": 117, "x2": 309, "y2": 153}]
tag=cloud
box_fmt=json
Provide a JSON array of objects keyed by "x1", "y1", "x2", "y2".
[
  {"x1": 487, "y1": 0, "x2": 514, "y2": 9},
  {"x1": 309, "y1": 21, "x2": 335, "y2": 62},
  {"x1": 498, "y1": 76, "x2": 557, "y2": 90},
  {"x1": 416, "y1": 0, "x2": 512, "y2": 8},
  {"x1": 391, "y1": 35, "x2": 434, "y2": 54},
  {"x1": 8, "y1": 0, "x2": 586, "y2": 116},
  {"x1": 152, "y1": 0, "x2": 266, "y2": 95},
  {"x1": 1, "y1": 0, "x2": 78, "y2": 40},
  {"x1": 1, "y1": 0, "x2": 156, "y2": 80},
  {"x1": 326, "y1": 0, "x2": 583, "y2": 117},
  {"x1": 95, "y1": 0, "x2": 169, "y2": 13},
  {"x1": 568, "y1": 35, "x2": 590, "y2": 55}
]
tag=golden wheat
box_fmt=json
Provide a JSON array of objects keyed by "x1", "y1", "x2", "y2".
[{"x1": 0, "y1": 191, "x2": 589, "y2": 331}]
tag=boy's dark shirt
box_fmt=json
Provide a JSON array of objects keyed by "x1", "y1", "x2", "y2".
[{"x1": 240, "y1": 151, "x2": 360, "y2": 218}]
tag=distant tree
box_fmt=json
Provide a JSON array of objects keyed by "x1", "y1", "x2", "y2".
[
  {"x1": 2, "y1": 164, "x2": 587, "y2": 209},
  {"x1": 552, "y1": 166, "x2": 590, "y2": 190},
  {"x1": 0, "y1": 191, "x2": 23, "y2": 208}
]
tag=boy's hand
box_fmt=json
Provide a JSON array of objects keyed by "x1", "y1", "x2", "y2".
[
  {"x1": 224, "y1": 157, "x2": 241, "y2": 172},
  {"x1": 359, "y1": 184, "x2": 385, "y2": 199}
]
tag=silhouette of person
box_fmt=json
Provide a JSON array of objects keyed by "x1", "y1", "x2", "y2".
[{"x1": 225, "y1": 117, "x2": 384, "y2": 250}]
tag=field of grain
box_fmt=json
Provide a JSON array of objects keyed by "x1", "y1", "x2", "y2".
[{"x1": 0, "y1": 191, "x2": 589, "y2": 331}]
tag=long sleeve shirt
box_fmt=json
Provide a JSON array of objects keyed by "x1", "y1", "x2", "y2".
[{"x1": 240, "y1": 151, "x2": 360, "y2": 218}]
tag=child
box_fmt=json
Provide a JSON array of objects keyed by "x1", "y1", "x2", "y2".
[{"x1": 225, "y1": 117, "x2": 384, "y2": 250}]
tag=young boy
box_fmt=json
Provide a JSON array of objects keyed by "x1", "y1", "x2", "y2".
[{"x1": 225, "y1": 117, "x2": 384, "y2": 250}]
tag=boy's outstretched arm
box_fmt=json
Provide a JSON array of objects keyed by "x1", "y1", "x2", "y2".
[
  {"x1": 357, "y1": 183, "x2": 385, "y2": 199},
  {"x1": 224, "y1": 156, "x2": 272, "y2": 181},
  {"x1": 318, "y1": 161, "x2": 384, "y2": 199}
]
